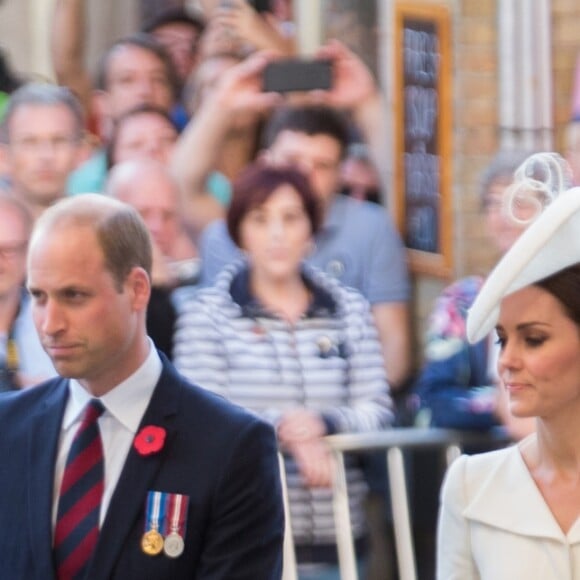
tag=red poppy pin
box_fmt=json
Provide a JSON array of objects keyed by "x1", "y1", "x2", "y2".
[{"x1": 134, "y1": 425, "x2": 166, "y2": 456}]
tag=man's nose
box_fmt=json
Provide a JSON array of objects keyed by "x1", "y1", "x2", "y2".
[{"x1": 41, "y1": 300, "x2": 66, "y2": 336}]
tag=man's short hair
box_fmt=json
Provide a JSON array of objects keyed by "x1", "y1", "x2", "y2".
[
  {"x1": 105, "y1": 103, "x2": 177, "y2": 169},
  {"x1": 33, "y1": 195, "x2": 153, "y2": 290},
  {"x1": 142, "y1": 7, "x2": 206, "y2": 37},
  {"x1": 262, "y1": 105, "x2": 352, "y2": 159},
  {"x1": 94, "y1": 33, "x2": 180, "y2": 101},
  {"x1": 0, "y1": 82, "x2": 84, "y2": 144}
]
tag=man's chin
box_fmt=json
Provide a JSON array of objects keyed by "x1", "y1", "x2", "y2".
[
  {"x1": 28, "y1": 190, "x2": 64, "y2": 207},
  {"x1": 50, "y1": 360, "x2": 83, "y2": 379}
]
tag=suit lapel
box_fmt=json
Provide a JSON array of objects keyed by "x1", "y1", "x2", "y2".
[
  {"x1": 88, "y1": 360, "x2": 182, "y2": 580},
  {"x1": 26, "y1": 379, "x2": 69, "y2": 579}
]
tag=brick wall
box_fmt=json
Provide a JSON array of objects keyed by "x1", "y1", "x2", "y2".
[
  {"x1": 452, "y1": 0, "x2": 580, "y2": 278},
  {"x1": 411, "y1": 0, "x2": 580, "y2": 366}
]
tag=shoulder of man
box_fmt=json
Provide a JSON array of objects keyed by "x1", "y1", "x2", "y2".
[
  {"x1": 0, "y1": 377, "x2": 66, "y2": 443},
  {"x1": 331, "y1": 194, "x2": 397, "y2": 227},
  {"x1": 0, "y1": 376, "x2": 64, "y2": 410},
  {"x1": 163, "y1": 358, "x2": 276, "y2": 439}
]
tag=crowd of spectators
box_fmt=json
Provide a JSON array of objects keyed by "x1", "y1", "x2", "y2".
[{"x1": 1, "y1": 1, "x2": 578, "y2": 579}]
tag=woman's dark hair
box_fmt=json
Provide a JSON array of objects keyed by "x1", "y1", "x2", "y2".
[
  {"x1": 227, "y1": 162, "x2": 322, "y2": 248},
  {"x1": 535, "y1": 263, "x2": 580, "y2": 327}
]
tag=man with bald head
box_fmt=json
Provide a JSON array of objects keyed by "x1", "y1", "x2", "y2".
[
  {"x1": 106, "y1": 159, "x2": 196, "y2": 271},
  {"x1": 106, "y1": 160, "x2": 199, "y2": 357},
  {"x1": 0, "y1": 194, "x2": 283, "y2": 579}
]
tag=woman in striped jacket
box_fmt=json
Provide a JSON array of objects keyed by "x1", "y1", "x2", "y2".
[{"x1": 173, "y1": 162, "x2": 393, "y2": 577}]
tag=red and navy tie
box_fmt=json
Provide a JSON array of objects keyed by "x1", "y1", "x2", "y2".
[{"x1": 54, "y1": 399, "x2": 105, "y2": 580}]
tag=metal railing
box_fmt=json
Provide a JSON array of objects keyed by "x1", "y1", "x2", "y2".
[
  {"x1": 279, "y1": 452, "x2": 298, "y2": 580},
  {"x1": 280, "y1": 427, "x2": 511, "y2": 580}
]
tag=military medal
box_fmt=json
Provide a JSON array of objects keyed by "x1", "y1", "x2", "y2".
[
  {"x1": 163, "y1": 493, "x2": 189, "y2": 558},
  {"x1": 142, "y1": 491, "x2": 166, "y2": 556},
  {"x1": 141, "y1": 529, "x2": 164, "y2": 556},
  {"x1": 163, "y1": 532, "x2": 185, "y2": 558}
]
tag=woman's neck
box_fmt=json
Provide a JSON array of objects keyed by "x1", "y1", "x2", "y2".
[
  {"x1": 525, "y1": 413, "x2": 580, "y2": 477},
  {"x1": 249, "y1": 270, "x2": 310, "y2": 324}
]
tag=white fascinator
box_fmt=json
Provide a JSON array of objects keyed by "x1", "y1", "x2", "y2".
[{"x1": 467, "y1": 152, "x2": 580, "y2": 343}]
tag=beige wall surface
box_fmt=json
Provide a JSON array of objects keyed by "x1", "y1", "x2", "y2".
[
  {"x1": 0, "y1": 0, "x2": 138, "y2": 82},
  {"x1": 0, "y1": 0, "x2": 38, "y2": 79}
]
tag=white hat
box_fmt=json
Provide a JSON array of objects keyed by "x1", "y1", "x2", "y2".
[{"x1": 467, "y1": 186, "x2": 580, "y2": 343}]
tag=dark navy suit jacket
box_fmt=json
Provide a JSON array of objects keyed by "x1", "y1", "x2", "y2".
[{"x1": 0, "y1": 355, "x2": 284, "y2": 579}]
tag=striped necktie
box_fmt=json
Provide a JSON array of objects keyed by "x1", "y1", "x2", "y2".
[{"x1": 54, "y1": 399, "x2": 105, "y2": 580}]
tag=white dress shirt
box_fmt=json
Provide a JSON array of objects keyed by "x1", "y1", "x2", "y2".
[{"x1": 52, "y1": 342, "x2": 162, "y2": 530}]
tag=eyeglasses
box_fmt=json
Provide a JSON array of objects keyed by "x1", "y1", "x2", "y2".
[
  {"x1": 9, "y1": 136, "x2": 79, "y2": 153},
  {"x1": 0, "y1": 241, "x2": 27, "y2": 260}
]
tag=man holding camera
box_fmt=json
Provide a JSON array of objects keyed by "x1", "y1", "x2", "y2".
[{"x1": 172, "y1": 40, "x2": 411, "y2": 392}]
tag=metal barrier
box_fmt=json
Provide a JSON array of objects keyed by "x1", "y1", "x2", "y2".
[
  {"x1": 280, "y1": 427, "x2": 511, "y2": 580},
  {"x1": 279, "y1": 452, "x2": 298, "y2": 580},
  {"x1": 326, "y1": 427, "x2": 511, "y2": 580}
]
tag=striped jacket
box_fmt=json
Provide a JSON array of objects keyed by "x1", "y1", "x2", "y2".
[{"x1": 173, "y1": 262, "x2": 393, "y2": 555}]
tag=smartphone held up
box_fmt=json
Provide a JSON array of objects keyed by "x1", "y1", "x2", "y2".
[
  {"x1": 262, "y1": 58, "x2": 333, "y2": 93},
  {"x1": 220, "y1": 0, "x2": 271, "y2": 12},
  {"x1": 247, "y1": 0, "x2": 271, "y2": 12}
]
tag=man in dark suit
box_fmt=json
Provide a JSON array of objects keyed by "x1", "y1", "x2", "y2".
[{"x1": 0, "y1": 194, "x2": 284, "y2": 579}]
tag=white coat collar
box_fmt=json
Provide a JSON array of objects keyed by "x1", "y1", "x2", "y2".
[{"x1": 462, "y1": 441, "x2": 580, "y2": 543}]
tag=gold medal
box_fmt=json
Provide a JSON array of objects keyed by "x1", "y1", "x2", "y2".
[{"x1": 141, "y1": 528, "x2": 164, "y2": 556}]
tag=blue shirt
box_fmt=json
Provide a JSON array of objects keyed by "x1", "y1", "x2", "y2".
[
  {"x1": 199, "y1": 194, "x2": 410, "y2": 305},
  {"x1": 67, "y1": 149, "x2": 231, "y2": 203},
  {"x1": 67, "y1": 149, "x2": 108, "y2": 195}
]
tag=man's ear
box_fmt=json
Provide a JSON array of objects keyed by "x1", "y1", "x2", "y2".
[
  {"x1": 91, "y1": 90, "x2": 114, "y2": 141},
  {"x1": 0, "y1": 144, "x2": 11, "y2": 179},
  {"x1": 126, "y1": 267, "x2": 151, "y2": 312}
]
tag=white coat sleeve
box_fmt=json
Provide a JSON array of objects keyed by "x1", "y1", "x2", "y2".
[{"x1": 437, "y1": 455, "x2": 479, "y2": 580}]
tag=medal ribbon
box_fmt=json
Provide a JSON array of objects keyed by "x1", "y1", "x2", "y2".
[
  {"x1": 145, "y1": 491, "x2": 167, "y2": 533},
  {"x1": 167, "y1": 493, "x2": 189, "y2": 537}
]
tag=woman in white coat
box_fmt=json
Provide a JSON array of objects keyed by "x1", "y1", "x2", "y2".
[{"x1": 437, "y1": 155, "x2": 580, "y2": 580}]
